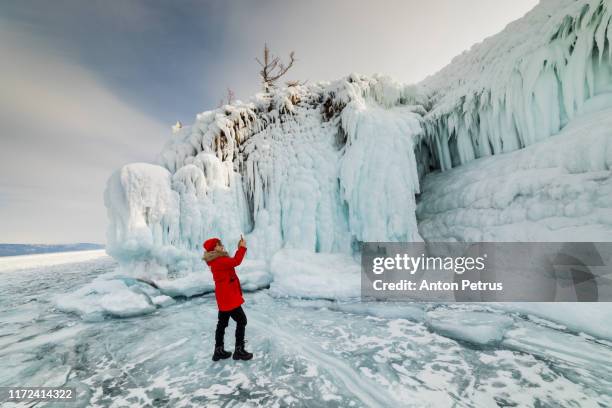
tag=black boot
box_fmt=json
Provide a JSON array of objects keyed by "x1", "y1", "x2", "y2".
[
  {"x1": 212, "y1": 345, "x2": 232, "y2": 361},
  {"x1": 233, "y1": 341, "x2": 253, "y2": 361}
]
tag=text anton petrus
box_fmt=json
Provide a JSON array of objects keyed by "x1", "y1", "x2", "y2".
[{"x1": 361, "y1": 242, "x2": 612, "y2": 302}]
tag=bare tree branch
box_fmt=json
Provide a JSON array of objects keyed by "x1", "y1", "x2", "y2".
[
  {"x1": 217, "y1": 87, "x2": 236, "y2": 108},
  {"x1": 257, "y1": 43, "x2": 297, "y2": 91}
]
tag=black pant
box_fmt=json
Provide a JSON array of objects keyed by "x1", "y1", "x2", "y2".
[{"x1": 215, "y1": 306, "x2": 247, "y2": 347}]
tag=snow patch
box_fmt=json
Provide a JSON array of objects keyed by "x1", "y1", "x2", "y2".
[
  {"x1": 269, "y1": 249, "x2": 361, "y2": 299},
  {"x1": 426, "y1": 310, "x2": 514, "y2": 346},
  {"x1": 55, "y1": 279, "x2": 157, "y2": 320}
]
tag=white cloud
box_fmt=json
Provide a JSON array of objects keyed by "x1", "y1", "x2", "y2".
[{"x1": 0, "y1": 22, "x2": 169, "y2": 243}]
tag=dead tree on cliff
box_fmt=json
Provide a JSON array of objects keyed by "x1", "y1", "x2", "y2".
[
  {"x1": 256, "y1": 43, "x2": 296, "y2": 92},
  {"x1": 218, "y1": 87, "x2": 235, "y2": 108}
]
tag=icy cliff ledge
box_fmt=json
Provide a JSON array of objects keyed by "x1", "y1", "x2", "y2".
[
  {"x1": 105, "y1": 75, "x2": 425, "y2": 276},
  {"x1": 104, "y1": 160, "x2": 248, "y2": 275},
  {"x1": 103, "y1": 0, "x2": 612, "y2": 280},
  {"x1": 417, "y1": 100, "x2": 612, "y2": 242},
  {"x1": 418, "y1": 0, "x2": 612, "y2": 172}
]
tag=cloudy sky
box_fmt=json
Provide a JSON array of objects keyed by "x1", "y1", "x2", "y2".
[{"x1": 0, "y1": 0, "x2": 538, "y2": 244}]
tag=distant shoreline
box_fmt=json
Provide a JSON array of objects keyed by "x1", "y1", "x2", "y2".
[
  {"x1": 0, "y1": 243, "x2": 105, "y2": 257},
  {"x1": 0, "y1": 249, "x2": 109, "y2": 273}
]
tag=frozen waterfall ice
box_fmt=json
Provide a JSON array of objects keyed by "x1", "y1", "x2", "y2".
[
  {"x1": 105, "y1": 74, "x2": 427, "y2": 276},
  {"x1": 103, "y1": 0, "x2": 612, "y2": 304}
]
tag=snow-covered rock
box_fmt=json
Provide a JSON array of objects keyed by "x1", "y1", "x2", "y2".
[
  {"x1": 426, "y1": 310, "x2": 514, "y2": 346},
  {"x1": 269, "y1": 249, "x2": 361, "y2": 299},
  {"x1": 55, "y1": 278, "x2": 158, "y2": 320}
]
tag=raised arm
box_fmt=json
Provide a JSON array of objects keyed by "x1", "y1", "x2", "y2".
[{"x1": 214, "y1": 246, "x2": 247, "y2": 269}]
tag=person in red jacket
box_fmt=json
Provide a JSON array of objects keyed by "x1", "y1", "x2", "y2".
[{"x1": 203, "y1": 235, "x2": 253, "y2": 361}]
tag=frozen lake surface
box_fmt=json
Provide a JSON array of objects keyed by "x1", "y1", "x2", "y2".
[{"x1": 1, "y1": 253, "x2": 611, "y2": 407}]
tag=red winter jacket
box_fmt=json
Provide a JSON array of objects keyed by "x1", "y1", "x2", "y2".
[{"x1": 204, "y1": 246, "x2": 247, "y2": 311}]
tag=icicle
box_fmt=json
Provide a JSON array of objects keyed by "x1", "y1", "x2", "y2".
[{"x1": 419, "y1": 0, "x2": 612, "y2": 173}]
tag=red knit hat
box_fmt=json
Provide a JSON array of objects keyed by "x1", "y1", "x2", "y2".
[{"x1": 203, "y1": 238, "x2": 220, "y2": 252}]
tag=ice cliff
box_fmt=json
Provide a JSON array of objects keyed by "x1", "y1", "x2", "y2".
[
  {"x1": 105, "y1": 0, "x2": 612, "y2": 277},
  {"x1": 106, "y1": 76, "x2": 425, "y2": 274}
]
